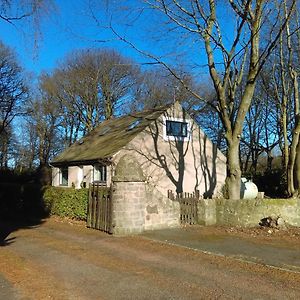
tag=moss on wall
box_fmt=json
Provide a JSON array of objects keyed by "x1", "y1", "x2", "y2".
[{"x1": 260, "y1": 198, "x2": 297, "y2": 206}]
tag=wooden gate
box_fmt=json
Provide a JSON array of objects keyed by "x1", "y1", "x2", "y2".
[
  {"x1": 168, "y1": 190, "x2": 199, "y2": 225},
  {"x1": 87, "y1": 183, "x2": 112, "y2": 233}
]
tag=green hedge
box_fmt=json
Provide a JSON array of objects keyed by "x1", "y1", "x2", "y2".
[
  {"x1": 43, "y1": 187, "x2": 89, "y2": 220},
  {"x1": 0, "y1": 183, "x2": 89, "y2": 221}
]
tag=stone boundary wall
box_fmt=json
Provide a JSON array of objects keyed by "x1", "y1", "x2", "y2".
[
  {"x1": 111, "y1": 154, "x2": 180, "y2": 235},
  {"x1": 198, "y1": 198, "x2": 300, "y2": 227},
  {"x1": 197, "y1": 199, "x2": 217, "y2": 226},
  {"x1": 144, "y1": 185, "x2": 180, "y2": 231}
]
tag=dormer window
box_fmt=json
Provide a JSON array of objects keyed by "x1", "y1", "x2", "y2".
[{"x1": 163, "y1": 117, "x2": 191, "y2": 141}]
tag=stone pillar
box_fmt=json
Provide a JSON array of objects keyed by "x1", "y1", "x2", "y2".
[{"x1": 112, "y1": 155, "x2": 146, "y2": 235}]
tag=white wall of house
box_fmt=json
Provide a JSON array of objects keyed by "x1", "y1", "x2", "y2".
[
  {"x1": 68, "y1": 166, "x2": 80, "y2": 188},
  {"x1": 52, "y1": 164, "x2": 111, "y2": 188},
  {"x1": 113, "y1": 102, "x2": 226, "y2": 198},
  {"x1": 51, "y1": 102, "x2": 226, "y2": 197},
  {"x1": 52, "y1": 167, "x2": 60, "y2": 187},
  {"x1": 83, "y1": 165, "x2": 93, "y2": 186},
  {"x1": 77, "y1": 166, "x2": 83, "y2": 188}
]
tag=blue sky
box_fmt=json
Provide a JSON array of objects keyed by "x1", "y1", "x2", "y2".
[
  {"x1": 0, "y1": 0, "x2": 215, "y2": 79},
  {"x1": 0, "y1": 0, "x2": 243, "y2": 84},
  {"x1": 0, "y1": 0, "x2": 165, "y2": 76},
  {"x1": 0, "y1": 1, "x2": 107, "y2": 75}
]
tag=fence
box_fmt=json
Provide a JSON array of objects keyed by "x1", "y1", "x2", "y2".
[
  {"x1": 87, "y1": 183, "x2": 112, "y2": 233},
  {"x1": 168, "y1": 190, "x2": 200, "y2": 225}
]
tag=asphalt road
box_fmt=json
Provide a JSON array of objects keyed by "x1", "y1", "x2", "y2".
[
  {"x1": 1, "y1": 218, "x2": 300, "y2": 299},
  {"x1": 142, "y1": 227, "x2": 300, "y2": 272}
]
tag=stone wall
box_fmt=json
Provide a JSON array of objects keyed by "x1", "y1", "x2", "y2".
[
  {"x1": 197, "y1": 199, "x2": 217, "y2": 226},
  {"x1": 197, "y1": 198, "x2": 300, "y2": 227},
  {"x1": 144, "y1": 185, "x2": 180, "y2": 231},
  {"x1": 112, "y1": 181, "x2": 146, "y2": 235},
  {"x1": 111, "y1": 154, "x2": 180, "y2": 235}
]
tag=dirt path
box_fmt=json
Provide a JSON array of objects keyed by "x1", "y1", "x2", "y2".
[{"x1": 1, "y1": 218, "x2": 300, "y2": 299}]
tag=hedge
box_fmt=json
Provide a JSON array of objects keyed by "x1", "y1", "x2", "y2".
[
  {"x1": 43, "y1": 186, "x2": 89, "y2": 220},
  {"x1": 0, "y1": 184, "x2": 89, "y2": 221}
]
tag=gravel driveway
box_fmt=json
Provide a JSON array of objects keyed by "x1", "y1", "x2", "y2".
[{"x1": 1, "y1": 218, "x2": 300, "y2": 299}]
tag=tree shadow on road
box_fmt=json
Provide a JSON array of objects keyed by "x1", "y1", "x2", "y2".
[
  {"x1": 0, "y1": 218, "x2": 45, "y2": 246},
  {"x1": 0, "y1": 182, "x2": 48, "y2": 247}
]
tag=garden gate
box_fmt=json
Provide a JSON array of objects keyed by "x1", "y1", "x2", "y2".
[
  {"x1": 168, "y1": 190, "x2": 199, "y2": 225},
  {"x1": 87, "y1": 183, "x2": 112, "y2": 233}
]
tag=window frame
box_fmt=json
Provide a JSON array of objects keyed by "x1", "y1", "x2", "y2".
[
  {"x1": 59, "y1": 167, "x2": 68, "y2": 186},
  {"x1": 163, "y1": 116, "x2": 191, "y2": 142},
  {"x1": 93, "y1": 164, "x2": 107, "y2": 184},
  {"x1": 166, "y1": 120, "x2": 188, "y2": 138}
]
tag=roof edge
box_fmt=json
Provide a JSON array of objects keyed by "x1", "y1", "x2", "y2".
[{"x1": 50, "y1": 158, "x2": 112, "y2": 167}]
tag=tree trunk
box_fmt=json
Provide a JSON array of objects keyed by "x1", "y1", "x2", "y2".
[
  {"x1": 290, "y1": 72, "x2": 300, "y2": 195},
  {"x1": 293, "y1": 140, "x2": 300, "y2": 195},
  {"x1": 287, "y1": 114, "x2": 300, "y2": 195},
  {"x1": 226, "y1": 140, "x2": 241, "y2": 199},
  {"x1": 266, "y1": 150, "x2": 273, "y2": 173}
]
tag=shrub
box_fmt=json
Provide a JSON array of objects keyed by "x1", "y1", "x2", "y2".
[
  {"x1": 0, "y1": 184, "x2": 89, "y2": 221},
  {"x1": 253, "y1": 169, "x2": 287, "y2": 198},
  {"x1": 43, "y1": 187, "x2": 89, "y2": 220}
]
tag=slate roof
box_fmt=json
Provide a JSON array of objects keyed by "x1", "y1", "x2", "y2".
[{"x1": 51, "y1": 106, "x2": 168, "y2": 166}]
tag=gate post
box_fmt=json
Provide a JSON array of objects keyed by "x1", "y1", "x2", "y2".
[{"x1": 111, "y1": 155, "x2": 146, "y2": 235}]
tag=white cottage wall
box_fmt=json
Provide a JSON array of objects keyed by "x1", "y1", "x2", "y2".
[
  {"x1": 113, "y1": 102, "x2": 226, "y2": 198},
  {"x1": 52, "y1": 167, "x2": 60, "y2": 187}
]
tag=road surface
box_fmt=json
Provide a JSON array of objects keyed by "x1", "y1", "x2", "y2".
[{"x1": 1, "y1": 218, "x2": 300, "y2": 299}]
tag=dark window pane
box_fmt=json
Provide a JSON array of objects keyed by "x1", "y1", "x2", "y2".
[
  {"x1": 93, "y1": 165, "x2": 107, "y2": 182},
  {"x1": 166, "y1": 120, "x2": 188, "y2": 137},
  {"x1": 60, "y1": 168, "x2": 68, "y2": 186}
]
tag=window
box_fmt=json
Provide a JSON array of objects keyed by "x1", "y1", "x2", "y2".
[
  {"x1": 59, "y1": 167, "x2": 68, "y2": 186},
  {"x1": 93, "y1": 165, "x2": 107, "y2": 183},
  {"x1": 166, "y1": 120, "x2": 188, "y2": 137},
  {"x1": 163, "y1": 117, "x2": 191, "y2": 142}
]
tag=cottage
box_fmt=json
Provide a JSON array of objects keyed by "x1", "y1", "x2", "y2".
[{"x1": 51, "y1": 101, "x2": 226, "y2": 234}]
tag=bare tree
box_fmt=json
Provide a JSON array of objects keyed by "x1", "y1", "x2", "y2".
[
  {"x1": 12, "y1": 93, "x2": 63, "y2": 183},
  {"x1": 0, "y1": 40, "x2": 27, "y2": 136},
  {"x1": 131, "y1": 67, "x2": 197, "y2": 112},
  {"x1": 14, "y1": 121, "x2": 38, "y2": 170},
  {"x1": 0, "y1": 0, "x2": 54, "y2": 52},
  {"x1": 97, "y1": 0, "x2": 296, "y2": 199},
  {"x1": 264, "y1": 0, "x2": 300, "y2": 196},
  {"x1": 41, "y1": 49, "x2": 140, "y2": 143},
  {"x1": 0, "y1": 0, "x2": 47, "y2": 24},
  {"x1": 29, "y1": 97, "x2": 62, "y2": 167},
  {"x1": 0, "y1": 123, "x2": 12, "y2": 168},
  {"x1": 239, "y1": 69, "x2": 279, "y2": 176},
  {"x1": 283, "y1": 1, "x2": 300, "y2": 196}
]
